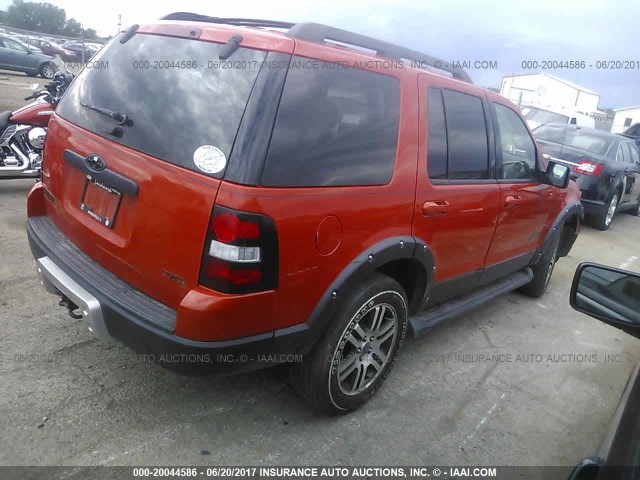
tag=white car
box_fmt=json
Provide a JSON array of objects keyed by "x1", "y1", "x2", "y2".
[{"x1": 522, "y1": 106, "x2": 595, "y2": 130}]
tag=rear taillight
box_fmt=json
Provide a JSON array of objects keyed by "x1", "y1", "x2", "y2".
[
  {"x1": 573, "y1": 160, "x2": 604, "y2": 176},
  {"x1": 199, "y1": 206, "x2": 278, "y2": 293}
]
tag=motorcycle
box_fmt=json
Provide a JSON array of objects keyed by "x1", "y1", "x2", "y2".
[{"x1": 0, "y1": 56, "x2": 73, "y2": 179}]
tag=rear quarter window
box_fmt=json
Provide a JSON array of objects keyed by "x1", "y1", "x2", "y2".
[{"x1": 261, "y1": 59, "x2": 400, "y2": 187}]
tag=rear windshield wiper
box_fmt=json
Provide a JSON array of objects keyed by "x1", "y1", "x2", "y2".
[{"x1": 80, "y1": 102, "x2": 134, "y2": 127}]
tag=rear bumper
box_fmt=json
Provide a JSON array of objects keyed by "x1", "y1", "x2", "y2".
[{"x1": 27, "y1": 216, "x2": 284, "y2": 374}]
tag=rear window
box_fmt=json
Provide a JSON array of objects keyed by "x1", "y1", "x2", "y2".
[
  {"x1": 57, "y1": 33, "x2": 267, "y2": 177},
  {"x1": 534, "y1": 125, "x2": 613, "y2": 155},
  {"x1": 261, "y1": 59, "x2": 400, "y2": 187}
]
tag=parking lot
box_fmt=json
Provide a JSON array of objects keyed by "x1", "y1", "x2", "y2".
[{"x1": 1, "y1": 70, "x2": 639, "y2": 473}]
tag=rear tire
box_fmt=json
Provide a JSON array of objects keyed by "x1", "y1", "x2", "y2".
[
  {"x1": 288, "y1": 273, "x2": 408, "y2": 414},
  {"x1": 592, "y1": 192, "x2": 619, "y2": 231},
  {"x1": 39, "y1": 62, "x2": 55, "y2": 79},
  {"x1": 519, "y1": 228, "x2": 561, "y2": 298}
]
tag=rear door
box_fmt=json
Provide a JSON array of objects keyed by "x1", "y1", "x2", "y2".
[
  {"x1": 414, "y1": 77, "x2": 501, "y2": 305},
  {"x1": 619, "y1": 142, "x2": 639, "y2": 204},
  {"x1": 626, "y1": 143, "x2": 640, "y2": 204},
  {"x1": 483, "y1": 99, "x2": 554, "y2": 274}
]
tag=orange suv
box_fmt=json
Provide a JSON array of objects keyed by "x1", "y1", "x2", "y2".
[{"x1": 26, "y1": 13, "x2": 583, "y2": 412}]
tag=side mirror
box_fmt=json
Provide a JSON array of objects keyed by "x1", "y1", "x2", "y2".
[
  {"x1": 542, "y1": 160, "x2": 570, "y2": 188},
  {"x1": 570, "y1": 262, "x2": 640, "y2": 338}
]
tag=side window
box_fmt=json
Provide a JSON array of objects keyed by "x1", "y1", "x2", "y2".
[
  {"x1": 441, "y1": 89, "x2": 489, "y2": 180},
  {"x1": 427, "y1": 88, "x2": 447, "y2": 179},
  {"x1": 630, "y1": 144, "x2": 640, "y2": 165},
  {"x1": 616, "y1": 144, "x2": 628, "y2": 163},
  {"x1": 5, "y1": 39, "x2": 27, "y2": 52},
  {"x1": 493, "y1": 103, "x2": 537, "y2": 180},
  {"x1": 623, "y1": 143, "x2": 637, "y2": 164},
  {"x1": 262, "y1": 60, "x2": 400, "y2": 187}
]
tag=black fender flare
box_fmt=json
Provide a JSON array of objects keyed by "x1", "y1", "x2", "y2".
[
  {"x1": 533, "y1": 202, "x2": 584, "y2": 264},
  {"x1": 273, "y1": 236, "x2": 435, "y2": 356}
]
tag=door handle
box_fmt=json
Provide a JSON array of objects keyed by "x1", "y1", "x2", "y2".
[
  {"x1": 422, "y1": 201, "x2": 449, "y2": 216},
  {"x1": 505, "y1": 195, "x2": 522, "y2": 207}
]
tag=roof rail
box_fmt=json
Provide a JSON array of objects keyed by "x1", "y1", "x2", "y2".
[
  {"x1": 159, "y1": 12, "x2": 295, "y2": 30},
  {"x1": 286, "y1": 23, "x2": 471, "y2": 83},
  {"x1": 158, "y1": 13, "x2": 472, "y2": 83}
]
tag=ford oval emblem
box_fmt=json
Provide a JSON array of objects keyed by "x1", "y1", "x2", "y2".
[{"x1": 85, "y1": 154, "x2": 106, "y2": 171}]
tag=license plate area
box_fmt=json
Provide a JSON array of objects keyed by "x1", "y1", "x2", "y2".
[{"x1": 80, "y1": 175, "x2": 122, "y2": 228}]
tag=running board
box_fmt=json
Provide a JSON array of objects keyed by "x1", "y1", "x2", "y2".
[{"x1": 409, "y1": 268, "x2": 533, "y2": 337}]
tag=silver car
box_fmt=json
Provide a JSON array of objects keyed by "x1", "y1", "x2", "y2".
[{"x1": 0, "y1": 34, "x2": 57, "y2": 78}]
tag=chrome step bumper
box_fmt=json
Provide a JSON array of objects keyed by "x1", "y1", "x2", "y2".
[{"x1": 36, "y1": 255, "x2": 110, "y2": 341}]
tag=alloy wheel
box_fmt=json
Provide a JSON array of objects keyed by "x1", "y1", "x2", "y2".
[
  {"x1": 333, "y1": 301, "x2": 399, "y2": 396},
  {"x1": 605, "y1": 194, "x2": 618, "y2": 227},
  {"x1": 41, "y1": 63, "x2": 55, "y2": 79}
]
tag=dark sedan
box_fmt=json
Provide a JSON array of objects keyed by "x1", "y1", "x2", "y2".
[
  {"x1": 0, "y1": 34, "x2": 57, "y2": 78},
  {"x1": 534, "y1": 124, "x2": 640, "y2": 230},
  {"x1": 61, "y1": 42, "x2": 99, "y2": 62},
  {"x1": 26, "y1": 38, "x2": 75, "y2": 58},
  {"x1": 622, "y1": 123, "x2": 640, "y2": 148}
]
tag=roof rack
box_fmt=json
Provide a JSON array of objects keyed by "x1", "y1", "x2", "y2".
[
  {"x1": 286, "y1": 23, "x2": 471, "y2": 83},
  {"x1": 159, "y1": 12, "x2": 295, "y2": 30},
  {"x1": 159, "y1": 13, "x2": 472, "y2": 83}
]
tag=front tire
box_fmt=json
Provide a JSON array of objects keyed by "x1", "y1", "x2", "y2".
[
  {"x1": 39, "y1": 62, "x2": 55, "y2": 79},
  {"x1": 519, "y1": 228, "x2": 561, "y2": 298},
  {"x1": 289, "y1": 273, "x2": 408, "y2": 413},
  {"x1": 627, "y1": 200, "x2": 640, "y2": 216}
]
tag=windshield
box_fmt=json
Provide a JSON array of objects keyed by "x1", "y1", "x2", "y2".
[
  {"x1": 534, "y1": 125, "x2": 614, "y2": 155},
  {"x1": 526, "y1": 108, "x2": 570, "y2": 125},
  {"x1": 51, "y1": 54, "x2": 66, "y2": 72},
  {"x1": 56, "y1": 33, "x2": 267, "y2": 177}
]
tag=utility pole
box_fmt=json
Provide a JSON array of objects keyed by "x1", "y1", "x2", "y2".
[{"x1": 117, "y1": 14, "x2": 122, "y2": 35}]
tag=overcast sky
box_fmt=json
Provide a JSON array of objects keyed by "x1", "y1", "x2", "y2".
[{"x1": 2, "y1": 0, "x2": 638, "y2": 108}]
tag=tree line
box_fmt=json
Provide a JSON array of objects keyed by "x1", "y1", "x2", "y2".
[{"x1": 0, "y1": 0, "x2": 98, "y2": 39}]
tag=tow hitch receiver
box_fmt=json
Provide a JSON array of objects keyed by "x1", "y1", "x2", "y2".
[{"x1": 58, "y1": 295, "x2": 83, "y2": 319}]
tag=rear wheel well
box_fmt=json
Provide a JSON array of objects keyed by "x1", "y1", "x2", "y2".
[{"x1": 376, "y1": 259, "x2": 426, "y2": 314}]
